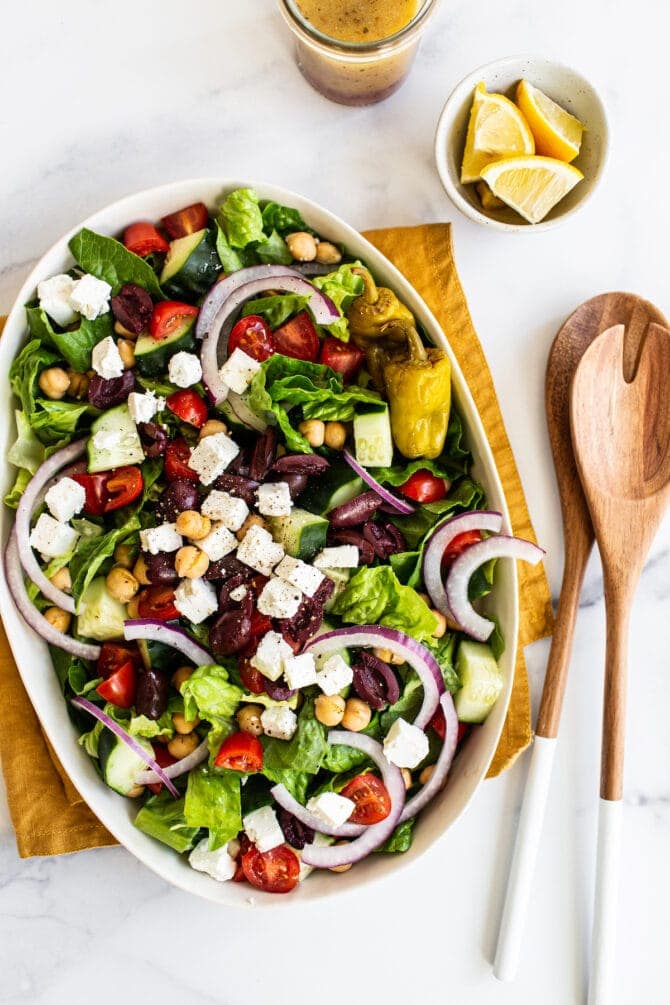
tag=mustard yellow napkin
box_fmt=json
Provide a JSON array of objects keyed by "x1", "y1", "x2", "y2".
[{"x1": 0, "y1": 222, "x2": 553, "y2": 857}]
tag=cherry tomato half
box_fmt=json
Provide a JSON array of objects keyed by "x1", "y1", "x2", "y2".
[
  {"x1": 166, "y1": 389, "x2": 209, "y2": 428},
  {"x1": 161, "y1": 202, "x2": 209, "y2": 240},
  {"x1": 137, "y1": 585, "x2": 180, "y2": 622},
  {"x1": 164, "y1": 438, "x2": 199, "y2": 482},
  {"x1": 272, "y1": 311, "x2": 319, "y2": 362},
  {"x1": 147, "y1": 743, "x2": 178, "y2": 796},
  {"x1": 228, "y1": 315, "x2": 275, "y2": 362},
  {"x1": 96, "y1": 660, "x2": 137, "y2": 708},
  {"x1": 241, "y1": 845, "x2": 300, "y2": 894},
  {"x1": 399, "y1": 470, "x2": 448, "y2": 504},
  {"x1": 443, "y1": 530, "x2": 482, "y2": 563},
  {"x1": 97, "y1": 642, "x2": 141, "y2": 678},
  {"x1": 319, "y1": 336, "x2": 365, "y2": 382},
  {"x1": 150, "y1": 301, "x2": 199, "y2": 342},
  {"x1": 428, "y1": 708, "x2": 471, "y2": 748},
  {"x1": 214, "y1": 732, "x2": 263, "y2": 773},
  {"x1": 239, "y1": 654, "x2": 266, "y2": 695},
  {"x1": 123, "y1": 222, "x2": 170, "y2": 258},
  {"x1": 72, "y1": 466, "x2": 143, "y2": 515},
  {"x1": 341, "y1": 773, "x2": 392, "y2": 825}
]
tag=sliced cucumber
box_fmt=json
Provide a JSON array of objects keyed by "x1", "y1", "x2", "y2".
[
  {"x1": 98, "y1": 728, "x2": 154, "y2": 796},
  {"x1": 353, "y1": 406, "x2": 394, "y2": 468},
  {"x1": 134, "y1": 315, "x2": 196, "y2": 377},
  {"x1": 300, "y1": 458, "x2": 363, "y2": 515},
  {"x1": 454, "y1": 640, "x2": 503, "y2": 724},
  {"x1": 87, "y1": 404, "x2": 144, "y2": 473},
  {"x1": 268, "y1": 507, "x2": 328, "y2": 560},
  {"x1": 312, "y1": 619, "x2": 351, "y2": 668},
  {"x1": 320, "y1": 567, "x2": 352, "y2": 613},
  {"x1": 76, "y1": 577, "x2": 127, "y2": 641},
  {"x1": 160, "y1": 228, "x2": 222, "y2": 299}
]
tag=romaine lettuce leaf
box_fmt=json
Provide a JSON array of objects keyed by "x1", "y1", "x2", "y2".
[
  {"x1": 260, "y1": 201, "x2": 312, "y2": 235},
  {"x1": 332, "y1": 566, "x2": 439, "y2": 642},
  {"x1": 26, "y1": 304, "x2": 113, "y2": 372},
  {"x1": 69, "y1": 228, "x2": 163, "y2": 298},
  {"x1": 135, "y1": 793, "x2": 201, "y2": 853},
  {"x1": 255, "y1": 229, "x2": 292, "y2": 266},
  {"x1": 312, "y1": 262, "x2": 364, "y2": 342},
  {"x1": 378, "y1": 818, "x2": 415, "y2": 853},
  {"x1": 219, "y1": 188, "x2": 265, "y2": 249},
  {"x1": 242, "y1": 293, "x2": 310, "y2": 328},
  {"x1": 262, "y1": 699, "x2": 327, "y2": 800},
  {"x1": 180, "y1": 664, "x2": 244, "y2": 724},
  {"x1": 184, "y1": 765, "x2": 242, "y2": 850},
  {"x1": 69, "y1": 520, "x2": 140, "y2": 607}
]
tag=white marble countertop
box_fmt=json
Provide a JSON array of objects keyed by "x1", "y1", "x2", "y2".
[{"x1": 2, "y1": 2, "x2": 669, "y2": 1002}]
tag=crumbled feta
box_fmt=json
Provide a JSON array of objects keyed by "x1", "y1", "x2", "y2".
[
  {"x1": 260, "y1": 706, "x2": 298, "y2": 742},
  {"x1": 189, "y1": 838, "x2": 236, "y2": 882},
  {"x1": 229, "y1": 584, "x2": 248, "y2": 602},
  {"x1": 201, "y1": 490, "x2": 249, "y2": 531},
  {"x1": 257, "y1": 578, "x2": 302, "y2": 619},
  {"x1": 37, "y1": 274, "x2": 77, "y2": 327},
  {"x1": 69, "y1": 273, "x2": 112, "y2": 320},
  {"x1": 188, "y1": 432, "x2": 240, "y2": 486},
  {"x1": 243, "y1": 805, "x2": 285, "y2": 853},
  {"x1": 255, "y1": 482, "x2": 293, "y2": 517},
  {"x1": 92, "y1": 429, "x2": 122, "y2": 452},
  {"x1": 127, "y1": 390, "x2": 164, "y2": 425},
  {"x1": 274, "y1": 555, "x2": 324, "y2": 598},
  {"x1": 91, "y1": 336, "x2": 124, "y2": 379},
  {"x1": 29, "y1": 513, "x2": 79, "y2": 559},
  {"x1": 383, "y1": 717, "x2": 430, "y2": 769},
  {"x1": 313, "y1": 545, "x2": 359, "y2": 569},
  {"x1": 218, "y1": 347, "x2": 262, "y2": 395},
  {"x1": 315, "y1": 654, "x2": 353, "y2": 696},
  {"x1": 197, "y1": 522, "x2": 237, "y2": 562},
  {"x1": 139, "y1": 523, "x2": 183, "y2": 555},
  {"x1": 236, "y1": 525, "x2": 284, "y2": 576},
  {"x1": 306, "y1": 792, "x2": 355, "y2": 829},
  {"x1": 283, "y1": 652, "x2": 318, "y2": 690},
  {"x1": 44, "y1": 477, "x2": 86, "y2": 523},
  {"x1": 168, "y1": 351, "x2": 202, "y2": 388},
  {"x1": 250, "y1": 630, "x2": 293, "y2": 682},
  {"x1": 174, "y1": 576, "x2": 218, "y2": 624}
]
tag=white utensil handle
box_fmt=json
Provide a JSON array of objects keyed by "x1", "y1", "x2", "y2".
[
  {"x1": 588, "y1": 798, "x2": 623, "y2": 1005},
  {"x1": 493, "y1": 735, "x2": 557, "y2": 982}
]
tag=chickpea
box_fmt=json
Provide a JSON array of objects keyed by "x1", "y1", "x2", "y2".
[
  {"x1": 315, "y1": 241, "x2": 342, "y2": 266},
  {"x1": 172, "y1": 666, "x2": 193, "y2": 689},
  {"x1": 341, "y1": 697, "x2": 371, "y2": 732},
  {"x1": 324, "y1": 421, "x2": 347, "y2": 451},
  {"x1": 227, "y1": 838, "x2": 241, "y2": 860},
  {"x1": 49, "y1": 566, "x2": 72, "y2": 593},
  {"x1": 66, "y1": 369, "x2": 90, "y2": 400},
  {"x1": 286, "y1": 231, "x2": 317, "y2": 262},
  {"x1": 372, "y1": 647, "x2": 393, "y2": 663},
  {"x1": 106, "y1": 565, "x2": 139, "y2": 603},
  {"x1": 127, "y1": 784, "x2": 145, "y2": 799},
  {"x1": 419, "y1": 764, "x2": 436, "y2": 786},
  {"x1": 237, "y1": 704, "x2": 264, "y2": 736},
  {"x1": 133, "y1": 555, "x2": 152, "y2": 586},
  {"x1": 175, "y1": 510, "x2": 211, "y2": 541},
  {"x1": 236, "y1": 513, "x2": 268, "y2": 541},
  {"x1": 117, "y1": 339, "x2": 136, "y2": 369},
  {"x1": 314, "y1": 693, "x2": 345, "y2": 727},
  {"x1": 126, "y1": 596, "x2": 141, "y2": 619},
  {"x1": 298, "y1": 418, "x2": 325, "y2": 448},
  {"x1": 417, "y1": 592, "x2": 431, "y2": 606},
  {"x1": 38, "y1": 367, "x2": 70, "y2": 400},
  {"x1": 172, "y1": 711, "x2": 201, "y2": 735},
  {"x1": 401, "y1": 768, "x2": 413, "y2": 790},
  {"x1": 199, "y1": 419, "x2": 228, "y2": 440},
  {"x1": 174, "y1": 545, "x2": 210, "y2": 579},
  {"x1": 329, "y1": 840, "x2": 353, "y2": 873},
  {"x1": 44, "y1": 606, "x2": 72, "y2": 633},
  {"x1": 114, "y1": 320, "x2": 138, "y2": 339},
  {"x1": 168, "y1": 732, "x2": 201, "y2": 759},
  {"x1": 431, "y1": 611, "x2": 448, "y2": 639},
  {"x1": 113, "y1": 542, "x2": 135, "y2": 569}
]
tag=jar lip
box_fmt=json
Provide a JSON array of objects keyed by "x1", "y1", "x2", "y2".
[{"x1": 279, "y1": 0, "x2": 438, "y2": 54}]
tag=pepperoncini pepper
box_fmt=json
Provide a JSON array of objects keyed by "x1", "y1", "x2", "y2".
[{"x1": 347, "y1": 268, "x2": 414, "y2": 344}]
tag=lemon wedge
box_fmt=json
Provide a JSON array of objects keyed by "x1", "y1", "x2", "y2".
[
  {"x1": 516, "y1": 80, "x2": 584, "y2": 163},
  {"x1": 480, "y1": 156, "x2": 584, "y2": 224},
  {"x1": 460, "y1": 82, "x2": 535, "y2": 184}
]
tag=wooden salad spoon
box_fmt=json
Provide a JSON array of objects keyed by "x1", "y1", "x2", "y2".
[
  {"x1": 494, "y1": 294, "x2": 667, "y2": 983},
  {"x1": 571, "y1": 322, "x2": 670, "y2": 1004}
]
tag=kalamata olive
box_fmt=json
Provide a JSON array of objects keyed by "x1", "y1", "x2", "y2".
[
  {"x1": 88, "y1": 370, "x2": 135, "y2": 409},
  {"x1": 362, "y1": 519, "x2": 408, "y2": 560},
  {"x1": 210, "y1": 595, "x2": 253, "y2": 657},
  {"x1": 272, "y1": 454, "x2": 330, "y2": 476},
  {"x1": 135, "y1": 667, "x2": 170, "y2": 719},
  {"x1": 248, "y1": 428, "x2": 278, "y2": 481},
  {"x1": 278, "y1": 472, "x2": 309, "y2": 500},
  {"x1": 328, "y1": 528, "x2": 375, "y2": 565},
  {"x1": 277, "y1": 808, "x2": 314, "y2": 849},
  {"x1": 143, "y1": 551, "x2": 178, "y2": 585},
  {"x1": 352, "y1": 652, "x2": 400, "y2": 710},
  {"x1": 228, "y1": 446, "x2": 251, "y2": 477},
  {"x1": 154, "y1": 479, "x2": 200, "y2": 523},
  {"x1": 138, "y1": 421, "x2": 168, "y2": 458},
  {"x1": 328, "y1": 491, "x2": 382, "y2": 528},
  {"x1": 110, "y1": 283, "x2": 153, "y2": 335},
  {"x1": 204, "y1": 555, "x2": 254, "y2": 582},
  {"x1": 277, "y1": 578, "x2": 334, "y2": 651},
  {"x1": 214, "y1": 473, "x2": 260, "y2": 506},
  {"x1": 264, "y1": 679, "x2": 296, "y2": 702},
  {"x1": 219, "y1": 572, "x2": 251, "y2": 609}
]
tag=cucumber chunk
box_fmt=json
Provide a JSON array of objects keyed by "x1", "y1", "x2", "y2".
[
  {"x1": 454, "y1": 640, "x2": 503, "y2": 724},
  {"x1": 134, "y1": 315, "x2": 196, "y2": 377},
  {"x1": 320, "y1": 567, "x2": 352, "y2": 612},
  {"x1": 267, "y1": 508, "x2": 328, "y2": 560},
  {"x1": 87, "y1": 403, "x2": 144, "y2": 473},
  {"x1": 99, "y1": 728, "x2": 154, "y2": 796},
  {"x1": 353, "y1": 407, "x2": 394, "y2": 468},
  {"x1": 76, "y1": 577, "x2": 127, "y2": 641},
  {"x1": 300, "y1": 459, "x2": 363, "y2": 515},
  {"x1": 160, "y1": 228, "x2": 222, "y2": 299}
]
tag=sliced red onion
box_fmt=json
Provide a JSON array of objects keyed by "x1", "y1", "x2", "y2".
[
  {"x1": 300, "y1": 731, "x2": 405, "y2": 868},
  {"x1": 15, "y1": 439, "x2": 89, "y2": 614},
  {"x1": 446, "y1": 535, "x2": 545, "y2": 642},
  {"x1": 305, "y1": 626, "x2": 443, "y2": 730},
  {"x1": 270, "y1": 784, "x2": 365, "y2": 838},
  {"x1": 71, "y1": 696, "x2": 179, "y2": 798},
  {"x1": 342, "y1": 451, "x2": 414, "y2": 515},
  {"x1": 195, "y1": 265, "x2": 302, "y2": 341},
  {"x1": 422, "y1": 510, "x2": 503, "y2": 617},
  {"x1": 227, "y1": 390, "x2": 267, "y2": 433},
  {"x1": 123, "y1": 619, "x2": 211, "y2": 666},
  {"x1": 135, "y1": 737, "x2": 209, "y2": 785},
  {"x1": 400, "y1": 693, "x2": 458, "y2": 823},
  {"x1": 5, "y1": 529, "x2": 101, "y2": 661}
]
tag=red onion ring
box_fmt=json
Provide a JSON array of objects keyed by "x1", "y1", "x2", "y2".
[
  {"x1": 135, "y1": 736, "x2": 209, "y2": 785},
  {"x1": 300, "y1": 730, "x2": 406, "y2": 868},
  {"x1": 195, "y1": 264, "x2": 302, "y2": 341},
  {"x1": 342, "y1": 450, "x2": 414, "y2": 515},
  {"x1": 270, "y1": 784, "x2": 365, "y2": 838},
  {"x1": 422, "y1": 510, "x2": 503, "y2": 617},
  {"x1": 446, "y1": 535, "x2": 545, "y2": 642},
  {"x1": 123, "y1": 619, "x2": 211, "y2": 667},
  {"x1": 226, "y1": 390, "x2": 267, "y2": 432},
  {"x1": 71, "y1": 696, "x2": 179, "y2": 798},
  {"x1": 399, "y1": 693, "x2": 458, "y2": 823}
]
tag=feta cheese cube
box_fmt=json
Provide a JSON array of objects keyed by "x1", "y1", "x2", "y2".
[
  {"x1": 44, "y1": 477, "x2": 86, "y2": 523},
  {"x1": 69, "y1": 273, "x2": 112, "y2": 320},
  {"x1": 127, "y1": 390, "x2": 165, "y2": 425},
  {"x1": 201, "y1": 490, "x2": 249, "y2": 531},
  {"x1": 139, "y1": 523, "x2": 183, "y2": 555},
  {"x1": 260, "y1": 706, "x2": 298, "y2": 742},
  {"x1": 306, "y1": 792, "x2": 355, "y2": 829},
  {"x1": 174, "y1": 576, "x2": 218, "y2": 624},
  {"x1": 236, "y1": 525, "x2": 284, "y2": 576},
  {"x1": 197, "y1": 522, "x2": 237, "y2": 562},
  {"x1": 243, "y1": 805, "x2": 285, "y2": 853},
  {"x1": 250, "y1": 630, "x2": 293, "y2": 681},
  {"x1": 168, "y1": 351, "x2": 202, "y2": 388},
  {"x1": 37, "y1": 274, "x2": 77, "y2": 327},
  {"x1": 188, "y1": 433, "x2": 240, "y2": 486},
  {"x1": 313, "y1": 545, "x2": 359, "y2": 569},
  {"x1": 218, "y1": 347, "x2": 261, "y2": 395},
  {"x1": 274, "y1": 555, "x2": 324, "y2": 598},
  {"x1": 229, "y1": 585, "x2": 248, "y2": 602},
  {"x1": 29, "y1": 513, "x2": 79, "y2": 559},
  {"x1": 283, "y1": 652, "x2": 318, "y2": 690},
  {"x1": 188, "y1": 838, "x2": 236, "y2": 882},
  {"x1": 92, "y1": 429, "x2": 121, "y2": 452},
  {"x1": 315, "y1": 654, "x2": 353, "y2": 696},
  {"x1": 257, "y1": 578, "x2": 302, "y2": 619},
  {"x1": 91, "y1": 336, "x2": 124, "y2": 379},
  {"x1": 383, "y1": 717, "x2": 430, "y2": 769},
  {"x1": 255, "y1": 481, "x2": 293, "y2": 517}
]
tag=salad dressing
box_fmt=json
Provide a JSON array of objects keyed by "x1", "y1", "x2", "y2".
[{"x1": 296, "y1": 0, "x2": 421, "y2": 43}]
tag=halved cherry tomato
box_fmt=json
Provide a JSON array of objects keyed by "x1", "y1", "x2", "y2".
[
  {"x1": 123, "y1": 222, "x2": 170, "y2": 257},
  {"x1": 72, "y1": 466, "x2": 143, "y2": 515},
  {"x1": 399, "y1": 470, "x2": 448, "y2": 504},
  {"x1": 96, "y1": 660, "x2": 136, "y2": 708},
  {"x1": 428, "y1": 708, "x2": 471, "y2": 748},
  {"x1": 239, "y1": 654, "x2": 266, "y2": 695},
  {"x1": 71, "y1": 472, "x2": 108, "y2": 515},
  {"x1": 443, "y1": 529, "x2": 482, "y2": 563},
  {"x1": 319, "y1": 336, "x2": 365, "y2": 382},
  {"x1": 341, "y1": 773, "x2": 391, "y2": 825},
  {"x1": 250, "y1": 609, "x2": 272, "y2": 639},
  {"x1": 150, "y1": 301, "x2": 199, "y2": 342},
  {"x1": 161, "y1": 202, "x2": 209, "y2": 240},
  {"x1": 241, "y1": 845, "x2": 300, "y2": 894},
  {"x1": 137, "y1": 585, "x2": 180, "y2": 622},
  {"x1": 228, "y1": 315, "x2": 275, "y2": 362},
  {"x1": 166, "y1": 389, "x2": 208, "y2": 428},
  {"x1": 97, "y1": 642, "x2": 141, "y2": 678},
  {"x1": 457, "y1": 722, "x2": 470, "y2": 746},
  {"x1": 164, "y1": 438, "x2": 199, "y2": 482},
  {"x1": 147, "y1": 743, "x2": 178, "y2": 795},
  {"x1": 272, "y1": 311, "x2": 320, "y2": 362},
  {"x1": 214, "y1": 731, "x2": 263, "y2": 773}
]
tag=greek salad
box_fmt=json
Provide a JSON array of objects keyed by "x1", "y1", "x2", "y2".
[{"x1": 6, "y1": 188, "x2": 543, "y2": 893}]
